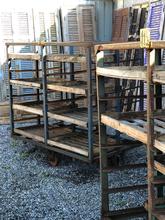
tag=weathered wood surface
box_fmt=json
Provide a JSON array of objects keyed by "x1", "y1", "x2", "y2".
[
  {"x1": 45, "y1": 54, "x2": 86, "y2": 63},
  {"x1": 101, "y1": 114, "x2": 165, "y2": 153},
  {"x1": 48, "y1": 109, "x2": 98, "y2": 127},
  {"x1": 8, "y1": 53, "x2": 41, "y2": 60},
  {"x1": 10, "y1": 78, "x2": 41, "y2": 88},
  {"x1": 13, "y1": 101, "x2": 98, "y2": 127},
  {"x1": 101, "y1": 114, "x2": 148, "y2": 143},
  {"x1": 97, "y1": 66, "x2": 147, "y2": 80},
  {"x1": 96, "y1": 65, "x2": 165, "y2": 83},
  {"x1": 14, "y1": 125, "x2": 99, "y2": 156},
  {"x1": 47, "y1": 80, "x2": 88, "y2": 95},
  {"x1": 13, "y1": 100, "x2": 75, "y2": 116},
  {"x1": 154, "y1": 160, "x2": 165, "y2": 175},
  {"x1": 95, "y1": 41, "x2": 140, "y2": 51}
]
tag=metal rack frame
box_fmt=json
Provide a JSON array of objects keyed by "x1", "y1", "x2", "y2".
[
  {"x1": 95, "y1": 31, "x2": 165, "y2": 219},
  {"x1": 6, "y1": 41, "x2": 97, "y2": 162}
]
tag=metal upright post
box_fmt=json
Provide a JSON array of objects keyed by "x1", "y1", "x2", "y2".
[
  {"x1": 146, "y1": 48, "x2": 155, "y2": 220},
  {"x1": 87, "y1": 47, "x2": 93, "y2": 162},
  {"x1": 6, "y1": 45, "x2": 14, "y2": 135},
  {"x1": 41, "y1": 46, "x2": 49, "y2": 144},
  {"x1": 35, "y1": 60, "x2": 40, "y2": 125},
  {"x1": 96, "y1": 72, "x2": 109, "y2": 215}
]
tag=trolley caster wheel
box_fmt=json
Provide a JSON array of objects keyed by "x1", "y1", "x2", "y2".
[{"x1": 48, "y1": 152, "x2": 59, "y2": 167}]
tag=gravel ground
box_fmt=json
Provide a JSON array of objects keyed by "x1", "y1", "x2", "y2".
[{"x1": 0, "y1": 125, "x2": 147, "y2": 220}]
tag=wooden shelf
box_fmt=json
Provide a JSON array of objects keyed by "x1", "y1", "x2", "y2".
[
  {"x1": 46, "y1": 80, "x2": 89, "y2": 95},
  {"x1": 14, "y1": 125, "x2": 133, "y2": 158},
  {"x1": 101, "y1": 114, "x2": 165, "y2": 152},
  {"x1": 96, "y1": 65, "x2": 165, "y2": 83},
  {"x1": 14, "y1": 125, "x2": 99, "y2": 156},
  {"x1": 10, "y1": 78, "x2": 90, "y2": 95},
  {"x1": 45, "y1": 54, "x2": 86, "y2": 63},
  {"x1": 13, "y1": 101, "x2": 98, "y2": 127},
  {"x1": 10, "y1": 78, "x2": 42, "y2": 88},
  {"x1": 8, "y1": 53, "x2": 41, "y2": 60}
]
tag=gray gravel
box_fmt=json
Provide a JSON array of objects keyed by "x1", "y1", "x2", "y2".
[{"x1": 0, "y1": 125, "x2": 147, "y2": 219}]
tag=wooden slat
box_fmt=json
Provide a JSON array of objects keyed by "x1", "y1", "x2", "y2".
[
  {"x1": 14, "y1": 126, "x2": 90, "y2": 156},
  {"x1": 8, "y1": 53, "x2": 40, "y2": 60},
  {"x1": 97, "y1": 66, "x2": 146, "y2": 80},
  {"x1": 96, "y1": 65, "x2": 165, "y2": 82},
  {"x1": 101, "y1": 114, "x2": 147, "y2": 144},
  {"x1": 154, "y1": 160, "x2": 165, "y2": 175},
  {"x1": 10, "y1": 79, "x2": 41, "y2": 88},
  {"x1": 47, "y1": 81, "x2": 87, "y2": 95},
  {"x1": 45, "y1": 54, "x2": 86, "y2": 63}
]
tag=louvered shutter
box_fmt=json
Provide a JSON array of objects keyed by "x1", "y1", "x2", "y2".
[
  {"x1": 144, "y1": 1, "x2": 164, "y2": 109},
  {"x1": 144, "y1": 1, "x2": 164, "y2": 64},
  {"x1": 77, "y1": 5, "x2": 96, "y2": 42},
  {"x1": 12, "y1": 10, "x2": 35, "y2": 99},
  {"x1": 112, "y1": 8, "x2": 129, "y2": 42}
]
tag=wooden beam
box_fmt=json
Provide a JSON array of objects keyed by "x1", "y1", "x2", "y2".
[{"x1": 95, "y1": 41, "x2": 140, "y2": 51}]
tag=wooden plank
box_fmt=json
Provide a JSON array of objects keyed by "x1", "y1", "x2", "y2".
[
  {"x1": 13, "y1": 104, "x2": 43, "y2": 115},
  {"x1": 45, "y1": 54, "x2": 86, "y2": 63},
  {"x1": 14, "y1": 125, "x2": 89, "y2": 156},
  {"x1": 48, "y1": 139, "x2": 88, "y2": 156},
  {"x1": 14, "y1": 128, "x2": 44, "y2": 142},
  {"x1": 8, "y1": 53, "x2": 40, "y2": 60},
  {"x1": 10, "y1": 79, "x2": 41, "y2": 88},
  {"x1": 47, "y1": 83, "x2": 87, "y2": 95},
  {"x1": 6, "y1": 41, "x2": 94, "y2": 47},
  {"x1": 94, "y1": 42, "x2": 140, "y2": 52},
  {"x1": 96, "y1": 66, "x2": 146, "y2": 80},
  {"x1": 101, "y1": 114, "x2": 147, "y2": 144},
  {"x1": 154, "y1": 160, "x2": 165, "y2": 175},
  {"x1": 48, "y1": 112, "x2": 87, "y2": 127},
  {"x1": 154, "y1": 139, "x2": 165, "y2": 153}
]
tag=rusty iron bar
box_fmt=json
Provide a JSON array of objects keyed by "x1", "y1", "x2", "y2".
[
  {"x1": 146, "y1": 48, "x2": 155, "y2": 220},
  {"x1": 6, "y1": 45, "x2": 14, "y2": 135}
]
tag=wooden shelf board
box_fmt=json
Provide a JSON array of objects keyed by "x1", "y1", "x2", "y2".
[
  {"x1": 8, "y1": 53, "x2": 40, "y2": 60},
  {"x1": 46, "y1": 80, "x2": 88, "y2": 95},
  {"x1": 96, "y1": 65, "x2": 165, "y2": 83},
  {"x1": 13, "y1": 101, "x2": 98, "y2": 127},
  {"x1": 101, "y1": 114, "x2": 165, "y2": 152},
  {"x1": 10, "y1": 78, "x2": 41, "y2": 88},
  {"x1": 14, "y1": 125, "x2": 99, "y2": 157},
  {"x1": 154, "y1": 160, "x2": 165, "y2": 175},
  {"x1": 45, "y1": 54, "x2": 86, "y2": 63}
]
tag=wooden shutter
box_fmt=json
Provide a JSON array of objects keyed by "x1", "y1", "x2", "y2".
[
  {"x1": 112, "y1": 8, "x2": 129, "y2": 42},
  {"x1": 77, "y1": 5, "x2": 96, "y2": 42}
]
